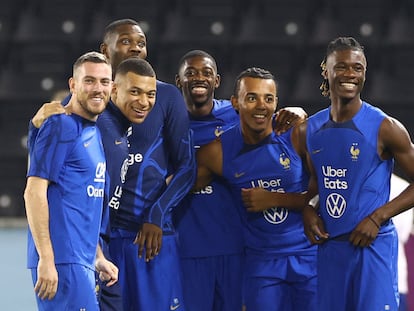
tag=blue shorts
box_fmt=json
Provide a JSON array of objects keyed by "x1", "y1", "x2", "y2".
[
  {"x1": 180, "y1": 253, "x2": 244, "y2": 311},
  {"x1": 31, "y1": 263, "x2": 98, "y2": 311},
  {"x1": 110, "y1": 232, "x2": 185, "y2": 310},
  {"x1": 243, "y1": 253, "x2": 317, "y2": 311},
  {"x1": 317, "y1": 229, "x2": 399, "y2": 311}
]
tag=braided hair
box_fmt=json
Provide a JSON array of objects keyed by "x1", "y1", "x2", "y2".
[{"x1": 320, "y1": 37, "x2": 365, "y2": 97}]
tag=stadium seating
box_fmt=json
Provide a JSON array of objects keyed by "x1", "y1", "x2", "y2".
[{"x1": 1, "y1": 0, "x2": 414, "y2": 216}]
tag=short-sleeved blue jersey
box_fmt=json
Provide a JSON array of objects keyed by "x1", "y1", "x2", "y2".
[{"x1": 27, "y1": 113, "x2": 106, "y2": 269}]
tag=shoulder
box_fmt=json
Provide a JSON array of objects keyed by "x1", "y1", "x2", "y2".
[
  {"x1": 42, "y1": 114, "x2": 80, "y2": 136},
  {"x1": 155, "y1": 79, "x2": 186, "y2": 113},
  {"x1": 156, "y1": 80, "x2": 182, "y2": 97}
]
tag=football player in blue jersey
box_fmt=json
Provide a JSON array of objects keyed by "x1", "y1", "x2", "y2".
[
  {"x1": 30, "y1": 56, "x2": 159, "y2": 311},
  {"x1": 100, "y1": 19, "x2": 195, "y2": 311},
  {"x1": 31, "y1": 18, "x2": 195, "y2": 310},
  {"x1": 24, "y1": 51, "x2": 118, "y2": 311},
  {"x1": 174, "y1": 50, "x2": 245, "y2": 311},
  {"x1": 194, "y1": 66, "x2": 317, "y2": 311},
  {"x1": 175, "y1": 50, "x2": 310, "y2": 311},
  {"x1": 301, "y1": 36, "x2": 414, "y2": 311}
]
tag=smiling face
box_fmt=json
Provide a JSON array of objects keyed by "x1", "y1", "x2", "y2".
[
  {"x1": 231, "y1": 76, "x2": 277, "y2": 143},
  {"x1": 112, "y1": 71, "x2": 156, "y2": 124},
  {"x1": 70, "y1": 61, "x2": 112, "y2": 121},
  {"x1": 325, "y1": 49, "x2": 366, "y2": 103},
  {"x1": 176, "y1": 55, "x2": 220, "y2": 111}
]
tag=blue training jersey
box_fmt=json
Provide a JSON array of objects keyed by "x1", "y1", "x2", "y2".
[
  {"x1": 174, "y1": 99, "x2": 244, "y2": 257},
  {"x1": 306, "y1": 101, "x2": 394, "y2": 237},
  {"x1": 96, "y1": 101, "x2": 131, "y2": 241},
  {"x1": 27, "y1": 114, "x2": 106, "y2": 269},
  {"x1": 221, "y1": 124, "x2": 314, "y2": 257},
  {"x1": 113, "y1": 80, "x2": 196, "y2": 233},
  {"x1": 27, "y1": 98, "x2": 132, "y2": 243}
]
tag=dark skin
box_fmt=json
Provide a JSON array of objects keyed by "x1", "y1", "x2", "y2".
[
  {"x1": 175, "y1": 55, "x2": 308, "y2": 133},
  {"x1": 301, "y1": 48, "x2": 414, "y2": 247}
]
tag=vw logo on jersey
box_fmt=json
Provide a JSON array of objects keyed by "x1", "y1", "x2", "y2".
[
  {"x1": 326, "y1": 193, "x2": 346, "y2": 218},
  {"x1": 263, "y1": 207, "x2": 288, "y2": 224}
]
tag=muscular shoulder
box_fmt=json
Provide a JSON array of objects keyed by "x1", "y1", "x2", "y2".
[{"x1": 379, "y1": 116, "x2": 413, "y2": 159}]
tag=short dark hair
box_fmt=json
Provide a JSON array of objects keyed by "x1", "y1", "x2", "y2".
[
  {"x1": 73, "y1": 51, "x2": 109, "y2": 72},
  {"x1": 116, "y1": 58, "x2": 155, "y2": 78},
  {"x1": 177, "y1": 50, "x2": 217, "y2": 72},
  {"x1": 103, "y1": 19, "x2": 141, "y2": 43},
  {"x1": 232, "y1": 67, "x2": 276, "y2": 96}
]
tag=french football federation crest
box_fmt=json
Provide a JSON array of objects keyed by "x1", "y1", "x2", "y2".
[
  {"x1": 350, "y1": 143, "x2": 360, "y2": 161},
  {"x1": 279, "y1": 153, "x2": 290, "y2": 170}
]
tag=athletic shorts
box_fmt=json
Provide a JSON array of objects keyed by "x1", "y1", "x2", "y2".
[
  {"x1": 317, "y1": 229, "x2": 399, "y2": 311},
  {"x1": 180, "y1": 253, "x2": 244, "y2": 311},
  {"x1": 110, "y1": 232, "x2": 185, "y2": 310},
  {"x1": 31, "y1": 263, "x2": 98, "y2": 311},
  {"x1": 243, "y1": 253, "x2": 317, "y2": 311}
]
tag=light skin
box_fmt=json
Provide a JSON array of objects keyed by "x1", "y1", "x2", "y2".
[
  {"x1": 195, "y1": 76, "x2": 308, "y2": 211},
  {"x1": 31, "y1": 74, "x2": 159, "y2": 262},
  {"x1": 31, "y1": 24, "x2": 160, "y2": 262},
  {"x1": 301, "y1": 48, "x2": 414, "y2": 247},
  {"x1": 24, "y1": 60, "x2": 116, "y2": 300}
]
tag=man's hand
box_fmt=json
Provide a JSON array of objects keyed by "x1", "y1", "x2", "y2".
[
  {"x1": 34, "y1": 257, "x2": 58, "y2": 300},
  {"x1": 95, "y1": 257, "x2": 119, "y2": 287},
  {"x1": 32, "y1": 101, "x2": 68, "y2": 128},
  {"x1": 241, "y1": 188, "x2": 275, "y2": 212},
  {"x1": 349, "y1": 215, "x2": 380, "y2": 247},
  {"x1": 303, "y1": 205, "x2": 329, "y2": 244},
  {"x1": 134, "y1": 223, "x2": 163, "y2": 262},
  {"x1": 274, "y1": 107, "x2": 308, "y2": 135}
]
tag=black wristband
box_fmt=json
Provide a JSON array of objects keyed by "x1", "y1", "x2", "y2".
[{"x1": 368, "y1": 215, "x2": 380, "y2": 229}]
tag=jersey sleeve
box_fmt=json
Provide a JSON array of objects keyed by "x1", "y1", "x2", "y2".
[
  {"x1": 143, "y1": 86, "x2": 196, "y2": 227},
  {"x1": 27, "y1": 115, "x2": 76, "y2": 183},
  {"x1": 27, "y1": 121, "x2": 40, "y2": 152}
]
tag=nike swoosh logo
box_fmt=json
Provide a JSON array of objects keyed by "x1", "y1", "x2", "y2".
[
  {"x1": 115, "y1": 140, "x2": 123, "y2": 145},
  {"x1": 312, "y1": 148, "x2": 323, "y2": 154},
  {"x1": 170, "y1": 305, "x2": 180, "y2": 310},
  {"x1": 234, "y1": 172, "x2": 245, "y2": 178},
  {"x1": 214, "y1": 128, "x2": 224, "y2": 137}
]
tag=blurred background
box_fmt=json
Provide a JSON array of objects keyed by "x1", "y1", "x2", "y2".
[
  {"x1": 1, "y1": 0, "x2": 414, "y2": 217},
  {"x1": 0, "y1": 0, "x2": 414, "y2": 309}
]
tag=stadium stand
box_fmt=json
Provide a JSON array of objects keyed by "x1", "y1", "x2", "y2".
[{"x1": 1, "y1": 0, "x2": 414, "y2": 216}]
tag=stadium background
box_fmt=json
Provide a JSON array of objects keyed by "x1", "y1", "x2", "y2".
[
  {"x1": 0, "y1": 0, "x2": 414, "y2": 216},
  {"x1": 0, "y1": 0, "x2": 414, "y2": 309}
]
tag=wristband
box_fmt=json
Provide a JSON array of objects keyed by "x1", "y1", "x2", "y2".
[
  {"x1": 368, "y1": 215, "x2": 380, "y2": 229},
  {"x1": 308, "y1": 194, "x2": 319, "y2": 210}
]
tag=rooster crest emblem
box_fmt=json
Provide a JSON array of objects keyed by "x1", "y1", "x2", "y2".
[
  {"x1": 279, "y1": 153, "x2": 290, "y2": 169},
  {"x1": 350, "y1": 143, "x2": 360, "y2": 160}
]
